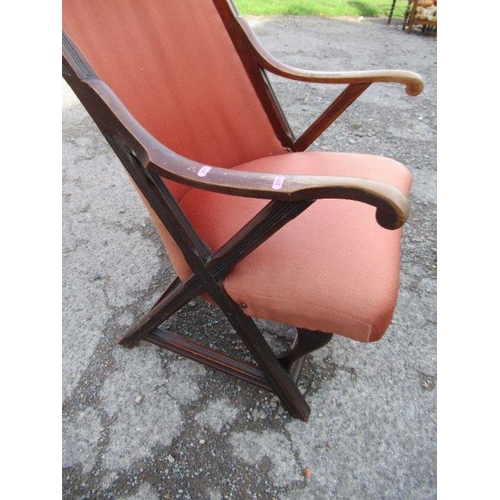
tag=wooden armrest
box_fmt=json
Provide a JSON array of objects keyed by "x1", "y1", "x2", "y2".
[
  {"x1": 148, "y1": 161, "x2": 409, "y2": 230},
  {"x1": 236, "y1": 15, "x2": 424, "y2": 96},
  {"x1": 82, "y1": 77, "x2": 408, "y2": 230}
]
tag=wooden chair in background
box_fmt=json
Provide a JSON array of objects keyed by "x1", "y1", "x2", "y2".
[{"x1": 406, "y1": 0, "x2": 437, "y2": 34}]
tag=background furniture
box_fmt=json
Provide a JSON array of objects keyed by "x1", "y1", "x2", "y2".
[{"x1": 406, "y1": 0, "x2": 437, "y2": 34}]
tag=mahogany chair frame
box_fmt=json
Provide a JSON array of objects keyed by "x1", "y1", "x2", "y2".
[{"x1": 62, "y1": 0, "x2": 423, "y2": 421}]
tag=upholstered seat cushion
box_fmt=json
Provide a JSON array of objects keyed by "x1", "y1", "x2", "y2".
[{"x1": 167, "y1": 151, "x2": 412, "y2": 343}]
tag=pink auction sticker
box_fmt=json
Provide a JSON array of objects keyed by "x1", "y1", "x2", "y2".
[
  {"x1": 197, "y1": 166, "x2": 212, "y2": 177},
  {"x1": 272, "y1": 175, "x2": 285, "y2": 190}
]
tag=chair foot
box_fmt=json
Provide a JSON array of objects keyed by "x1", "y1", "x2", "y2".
[{"x1": 279, "y1": 328, "x2": 332, "y2": 374}]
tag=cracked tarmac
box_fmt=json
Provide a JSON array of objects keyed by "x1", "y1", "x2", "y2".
[{"x1": 62, "y1": 16, "x2": 437, "y2": 499}]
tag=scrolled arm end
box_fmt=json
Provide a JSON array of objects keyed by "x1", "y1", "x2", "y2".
[
  {"x1": 375, "y1": 204, "x2": 408, "y2": 230},
  {"x1": 405, "y1": 76, "x2": 425, "y2": 96},
  {"x1": 332, "y1": 182, "x2": 409, "y2": 230}
]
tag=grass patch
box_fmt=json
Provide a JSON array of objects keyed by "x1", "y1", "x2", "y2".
[{"x1": 234, "y1": 0, "x2": 408, "y2": 19}]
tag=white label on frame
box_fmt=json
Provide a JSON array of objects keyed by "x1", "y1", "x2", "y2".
[
  {"x1": 272, "y1": 175, "x2": 285, "y2": 190},
  {"x1": 197, "y1": 166, "x2": 212, "y2": 177}
]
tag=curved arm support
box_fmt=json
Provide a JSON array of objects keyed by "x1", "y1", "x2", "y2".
[
  {"x1": 236, "y1": 15, "x2": 424, "y2": 96},
  {"x1": 83, "y1": 77, "x2": 409, "y2": 230},
  {"x1": 149, "y1": 161, "x2": 409, "y2": 230}
]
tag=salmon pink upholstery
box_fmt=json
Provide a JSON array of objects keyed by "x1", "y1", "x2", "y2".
[
  {"x1": 63, "y1": 0, "x2": 411, "y2": 343},
  {"x1": 166, "y1": 152, "x2": 412, "y2": 342},
  {"x1": 62, "y1": 0, "x2": 287, "y2": 200}
]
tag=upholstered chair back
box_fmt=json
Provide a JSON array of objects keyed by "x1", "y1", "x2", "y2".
[{"x1": 63, "y1": 0, "x2": 287, "y2": 200}]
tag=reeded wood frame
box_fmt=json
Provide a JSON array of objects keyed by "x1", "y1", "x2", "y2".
[{"x1": 62, "y1": 0, "x2": 423, "y2": 421}]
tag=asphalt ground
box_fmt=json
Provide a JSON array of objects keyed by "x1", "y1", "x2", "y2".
[{"x1": 61, "y1": 16, "x2": 437, "y2": 499}]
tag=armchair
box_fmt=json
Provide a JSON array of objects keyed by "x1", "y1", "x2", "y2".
[{"x1": 62, "y1": 0, "x2": 423, "y2": 421}]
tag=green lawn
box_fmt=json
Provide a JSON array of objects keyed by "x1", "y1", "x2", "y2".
[{"x1": 234, "y1": 0, "x2": 408, "y2": 19}]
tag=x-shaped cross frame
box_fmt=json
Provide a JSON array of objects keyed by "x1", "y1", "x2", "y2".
[
  {"x1": 113, "y1": 147, "x2": 333, "y2": 421},
  {"x1": 63, "y1": 20, "x2": 418, "y2": 420}
]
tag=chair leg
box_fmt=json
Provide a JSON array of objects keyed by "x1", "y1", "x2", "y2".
[
  {"x1": 402, "y1": 0, "x2": 412, "y2": 30},
  {"x1": 120, "y1": 279, "x2": 324, "y2": 420},
  {"x1": 149, "y1": 276, "x2": 181, "y2": 310},
  {"x1": 279, "y1": 328, "x2": 332, "y2": 381},
  {"x1": 118, "y1": 274, "x2": 202, "y2": 347},
  {"x1": 216, "y1": 298, "x2": 312, "y2": 421},
  {"x1": 387, "y1": 0, "x2": 396, "y2": 24}
]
